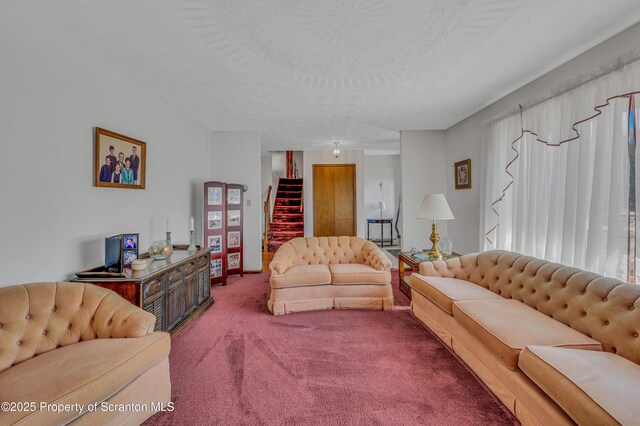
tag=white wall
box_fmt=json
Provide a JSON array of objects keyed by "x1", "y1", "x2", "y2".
[
  {"x1": 303, "y1": 150, "x2": 365, "y2": 237},
  {"x1": 400, "y1": 131, "x2": 448, "y2": 251},
  {"x1": 0, "y1": 5, "x2": 212, "y2": 286},
  {"x1": 444, "y1": 21, "x2": 640, "y2": 255},
  {"x1": 363, "y1": 155, "x2": 401, "y2": 243},
  {"x1": 293, "y1": 151, "x2": 304, "y2": 178},
  {"x1": 210, "y1": 131, "x2": 262, "y2": 271}
]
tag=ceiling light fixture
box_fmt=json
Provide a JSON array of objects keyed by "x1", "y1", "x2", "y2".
[{"x1": 333, "y1": 141, "x2": 341, "y2": 158}]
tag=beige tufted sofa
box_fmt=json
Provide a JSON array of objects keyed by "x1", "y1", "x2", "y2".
[
  {"x1": 0, "y1": 282, "x2": 171, "y2": 425},
  {"x1": 268, "y1": 236, "x2": 393, "y2": 315},
  {"x1": 410, "y1": 250, "x2": 640, "y2": 426}
]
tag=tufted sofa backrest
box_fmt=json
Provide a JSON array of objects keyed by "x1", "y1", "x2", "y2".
[
  {"x1": 274, "y1": 236, "x2": 384, "y2": 268},
  {"x1": 0, "y1": 282, "x2": 155, "y2": 372},
  {"x1": 420, "y1": 250, "x2": 640, "y2": 364}
]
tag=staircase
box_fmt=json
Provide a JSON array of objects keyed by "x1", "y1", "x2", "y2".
[{"x1": 268, "y1": 178, "x2": 304, "y2": 252}]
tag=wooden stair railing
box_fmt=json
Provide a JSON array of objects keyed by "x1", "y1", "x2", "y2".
[{"x1": 263, "y1": 185, "x2": 272, "y2": 253}]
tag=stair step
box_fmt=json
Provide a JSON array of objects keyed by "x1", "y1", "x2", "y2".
[
  {"x1": 272, "y1": 213, "x2": 304, "y2": 218},
  {"x1": 270, "y1": 222, "x2": 304, "y2": 227}
]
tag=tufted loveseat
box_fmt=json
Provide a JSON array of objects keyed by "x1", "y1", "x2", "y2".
[
  {"x1": 410, "y1": 250, "x2": 640, "y2": 426},
  {"x1": 0, "y1": 282, "x2": 171, "y2": 425},
  {"x1": 268, "y1": 236, "x2": 392, "y2": 315}
]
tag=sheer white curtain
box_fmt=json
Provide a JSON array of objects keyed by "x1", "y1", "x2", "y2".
[{"x1": 483, "y1": 60, "x2": 640, "y2": 282}]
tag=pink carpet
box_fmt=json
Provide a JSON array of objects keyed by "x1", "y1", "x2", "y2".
[{"x1": 145, "y1": 271, "x2": 518, "y2": 425}]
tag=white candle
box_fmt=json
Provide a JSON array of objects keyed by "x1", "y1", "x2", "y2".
[
  {"x1": 166, "y1": 218, "x2": 171, "y2": 232},
  {"x1": 190, "y1": 216, "x2": 194, "y2": 231}
]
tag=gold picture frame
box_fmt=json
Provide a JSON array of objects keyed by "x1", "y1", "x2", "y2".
[
  {"x1": 95, "y1": 127, "x2": 146, "y2": 189},
  {"x1": 454, "y1": 159, "x2": 471, "y2": 189}
]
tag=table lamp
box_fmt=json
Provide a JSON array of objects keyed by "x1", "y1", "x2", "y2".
[
  {"x1": 377, "y1": 201, "x2": 386, "y2": 219},
  {"x1": 417, "y1": 194, "x2": 454, "y2": 260}
]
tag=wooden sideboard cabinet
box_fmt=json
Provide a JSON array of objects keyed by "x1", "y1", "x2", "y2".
[{"x1": 73, "y1": 248, "x2": 213, "y2": 337}]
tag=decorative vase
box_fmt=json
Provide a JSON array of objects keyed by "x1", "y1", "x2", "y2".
[
  {"x1": 439, "y1": 237, "x2": 453, "y2": 256},
  {"x1": 148, "y1": 240, "x2": 173, "y2": 260}
]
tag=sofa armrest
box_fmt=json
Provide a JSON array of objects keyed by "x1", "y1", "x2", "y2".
[
  {"x1": 365, "y1": 245, "x2": 392, "y2": 271},
  {"x1": 269, "y1": 260, "x2": 288, "y2": 275},
  {"x1": 418, "y1": 253, "x2": 478, "y2": 278},
  {"x1": 269, "y1": 244, "x2": 297, "y2": 275},
  {"x1": 92, "y1": 292, "x2": 156, "y2": 338}
]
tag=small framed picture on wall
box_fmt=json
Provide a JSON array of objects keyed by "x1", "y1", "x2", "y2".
[{"x1": 454, "y1": 159, "x2": 471, "y2": 189}]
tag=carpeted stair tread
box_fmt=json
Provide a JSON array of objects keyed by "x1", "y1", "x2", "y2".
[{"x1": 267, "y1": 177, "x2": 305, "y2": 252}]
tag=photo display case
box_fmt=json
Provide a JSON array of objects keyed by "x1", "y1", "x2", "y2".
[
  {"x1": 203, "y1": 181, "x2": 244, "y2": 285},
  {"x1": 226, "y1": 183, "x2": 244, "y2": 278},
  {"x1": 204, "y1": 181, "x2": 227, "y2": 285}
]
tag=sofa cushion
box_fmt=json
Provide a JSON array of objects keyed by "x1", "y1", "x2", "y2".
[
  {"x1": 410, "y1": 274, "x2": 502, "y2": 315},
  {"x1": 270, "y1": 265, "x2": 332, "y2": 289},
  {"x1": 519, "y1": 345, "x2": 640, "y2": 426},
  {"x1": 329, "y1": 264, "x2": 390, "y2": 285},
  {"x1": 0, "y1": 332, "x2": 170, "y2": 425},
  {"x1": 452, "y1": 299, "x2": 602, "y2": 369}
]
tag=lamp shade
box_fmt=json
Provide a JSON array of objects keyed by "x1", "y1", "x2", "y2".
[
  {"x1": 417, "y1": 194, "x2": 454, "y2": 220},
  {"x1": 377, "y1": 201, "x2": 386, "y2": 210}
]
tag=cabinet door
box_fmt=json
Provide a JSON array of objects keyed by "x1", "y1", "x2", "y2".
[
  {"x1": 143, "y1": 277, "x2": 164, "y2": 331},
  {"x1": 198, "y1": 255, "x2": 210, "y2": 303},
  {"x1": 165, "y1": 268, "x2": 184, "y2": 331},
  {"x1": 184, "y1": 261, "x2": 198, "y2": 316}
]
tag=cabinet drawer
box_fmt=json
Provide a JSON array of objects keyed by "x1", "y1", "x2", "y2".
[{"x1": 143, "y1": 278, "x2": 163, "y2": 300}]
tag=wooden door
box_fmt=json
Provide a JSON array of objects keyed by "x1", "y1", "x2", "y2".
[{"x1": 313, "y1": 164, "x2": 356, "y2": 236}]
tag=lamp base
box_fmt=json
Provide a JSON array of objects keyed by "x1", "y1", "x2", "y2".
[{"x1": 428, "y1": 222, "x2": 443, "y2": 260}]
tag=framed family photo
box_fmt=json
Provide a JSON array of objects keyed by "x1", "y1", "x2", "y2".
[
  {"x1": 95, "y1": 127, "x2": 146, "y2": 189},
  {"x1": 454, "y1": 159, "x2": 471, "y2": 190}
]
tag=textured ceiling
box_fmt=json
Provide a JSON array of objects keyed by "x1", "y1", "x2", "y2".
[{"x1": 14, "y1": 0, "x2": 640, "y2": 153}]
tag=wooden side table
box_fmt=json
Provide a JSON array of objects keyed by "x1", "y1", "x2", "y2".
[{"x1": 398, "y1": 252, "x2": 460, "y2": 300}]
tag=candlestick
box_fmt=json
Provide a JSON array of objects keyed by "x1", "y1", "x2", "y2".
[
  {"x1": 165, "y1": 231, "x2": 172, "y2": 248},
  {"x1": 188, "y1": 230, "x2": 196, "y2": 252}
]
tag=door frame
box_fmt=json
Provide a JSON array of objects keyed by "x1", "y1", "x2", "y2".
[{"x1": 312, "y1": 164, "x2": 357, "y2": 236}]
